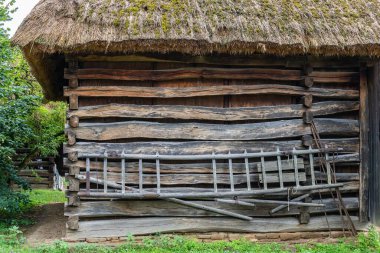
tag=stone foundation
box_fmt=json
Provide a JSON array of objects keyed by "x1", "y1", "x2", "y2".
[{"x1": 63, "y1": 231, "x2": 354, "y2": 244}]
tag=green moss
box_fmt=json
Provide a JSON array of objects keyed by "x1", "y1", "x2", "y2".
[{"x1": 75, "y1": 0, "x2": 379, "y2": 39}]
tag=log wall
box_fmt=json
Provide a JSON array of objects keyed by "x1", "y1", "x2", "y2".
[
  {"x1": 13, "y1": 150, "x2": 55, "y2": 189},
  {"x1": 63, "y1": 54, "x2": 368, "y2": 239}
]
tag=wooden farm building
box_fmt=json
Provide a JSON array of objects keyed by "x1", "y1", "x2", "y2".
[{"x1": 12, "y1": 0, "x2": 380, "y2": 241}]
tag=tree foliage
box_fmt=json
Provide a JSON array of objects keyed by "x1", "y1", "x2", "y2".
[{"x1": 0, "y1": 0, "x2": 66, "y2": 219}]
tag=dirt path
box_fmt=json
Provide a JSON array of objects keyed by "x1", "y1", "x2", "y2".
[{"x1": 22, "y1": 203, "x2": 67, "y2": 245}]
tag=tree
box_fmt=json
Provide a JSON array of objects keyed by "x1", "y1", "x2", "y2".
[{"x1": 0, "y1": 0, "x2": 66, "y2": 219}]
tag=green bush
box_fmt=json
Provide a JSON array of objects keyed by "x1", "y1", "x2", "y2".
[{"x1": 0, "y1": 0, "x2": 66, "y2": 221}]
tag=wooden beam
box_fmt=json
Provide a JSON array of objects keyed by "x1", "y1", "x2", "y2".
[
  {"x1": 64, "y1": 67, "x2": 359, "y2": 83},
  {"x1": 76, "y1": 55, "x2": 360, "y2": 68},
  {"x1": 68, "y1": 101, "x2": 359, "y2": 121},
  {"x1": 64, "y1": 85, "x2": 359, "y2": 99},
  {"x1": 71, "y1": 119, "x2": 359, "y2": 141},
  {"x1": 64, "y1": 138, "x2": 360, "y2": 156},
  {"x1": 359, "y1": 64, "x2": 370, "y2": 222},
  {"x1": 65, "y1": 198, "x2": 358, "y2": 218},
  {"x1": 78, "y1": 171, "x2": 306, "y2": 185},
  {"x1": 65, "y1": 216, "x2": 368, "y2": 239},
  {"x1": 65, "y1": 67, "x2": 302, "y2": 81}
]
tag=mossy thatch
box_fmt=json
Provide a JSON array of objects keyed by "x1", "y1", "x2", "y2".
[
  {"x1": 12, "y1": 0, "x2": 380, "y2": 56},
  {"x1": 10, "y1": 0, "x2": 380, "y2": 99}
]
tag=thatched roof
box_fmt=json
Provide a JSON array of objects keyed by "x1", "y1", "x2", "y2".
[{"x1": 11, "y1": 0, "x2": 380, "y2": 99}]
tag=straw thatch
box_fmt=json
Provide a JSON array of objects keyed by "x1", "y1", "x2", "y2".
[
  {"x1": 12, "y1": 0, "x2": 380, "y2": 56},
  {"x1": 11, "y1": 0, "x2": 380, "y2": 99}
]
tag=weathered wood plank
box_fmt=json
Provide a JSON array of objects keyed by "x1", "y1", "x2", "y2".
[
  {"x1": 68, "y1": 101, "x2": 359, "y2": 121},
  {"x1": 79, "y1": 172, "x2": 306, "y2": 185},
  {"x1": 66, "y1": 67, "x2": 302, "y2": 81},
  {"x1": 64, "y1": 139, "x2": 360, "y2": 156},
  {"x1": 65, "y1": 216, "x2": 368, "y2": 239},
  {"x1": 65, "y1": 67, "x2": 358, "y2": 83},
  {"x1": 76, "y1": 55, "x2": 360, "y2": 68},
  {"x1": 18, "y1": 170, "x2": 50, "y2": 177},
  {"x1": 64, "y1": 85, "x2": 359, "y2": 99},
  {"x1": 359, "y1": 65, "x2": 369, "y2": 222},
  {"x1": 64, "y1": 198, "x2": 359, "y2": 218},
  {"x1": 315, "y1": 172, "x2": 359, "y2": 182},
  {"x1": 72, "y1": 119, "x2": 359, "y2": 141},
  {"x1": 65, "y1": 159, "x2": 304, "y2": 174}
]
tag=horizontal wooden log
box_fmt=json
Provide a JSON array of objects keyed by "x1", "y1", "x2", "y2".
[
  {"x1": 72, "y1": 119, "x2": 359, "y2": 141},
  {"x1": 79, "y1": 172, "x2": 306, "y2": 185},
  {"x1": 23, "y1": 177, "x2": 50, "y2": 184},
  {"x1": 76, "y1": 55, "x2": 360, "y2": 68},
  {"x1": 65, "y1": 159, "x2": 304, "y2": 174},
  {"x1": 29, "y1": 184, "x2": 50, "y2": 189},
  {"x1": 65, "y1": 197, "x2": 358, "y2": 218},
  {"x1": 65, "y1": 216, "x2": 368, "y2": 239},
  {"x1": 68, "y1": 101, "x2": 359, "y2": 121},
  {"x1": 65, "y1": 67, "x2": 302, "y2": 81},
  {"x1": 64, "y1": 139, "x2": 360, "y2": 156},
  {"x1": 18, "y1": 170, "x2": 50, "y2": 177},
  {"x1": 64, "y1": 85, "x2": 359, "y2": 99},
  {"x1": 65, "y1": 67, "x2": 358, "y2": 83},
  {"x1": 315, "y1": 172, "x2": 359, "y2": 182}
]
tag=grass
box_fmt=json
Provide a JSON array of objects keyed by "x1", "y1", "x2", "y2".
[
  {"x1": 0, "y1": 229, "x2": 379, "y2": 253},
  {"x1": 22, "y1": 189, "x2": 66, "y2": 208},
  {"x1": 0, "y1": 189, "x2": 65, "y2": 242},
  {"x1": 0, "y1": 190, "x2": 379, "y2": 253}
]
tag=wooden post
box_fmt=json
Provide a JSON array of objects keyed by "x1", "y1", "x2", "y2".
[
  {"x1": 301, "y1": 95, "x2": 313, "y2": 108},
  {"x1": 368, "y1": 62, "x2": 380, "y2": 225},
  {"x1": 69, "y1": 95, "x2": 78, "y2": 110},
  {"x1": 67, "y1": 176, "x2": 79, "y2": 192},
  {"x1": 67, "y1": 58, "x2": 79, "y2": 88},
  {"x1": 67, "y1": 215, "x2": 79, "y2": 230},
  {"x1": 301, "y1": 64, "x2": 314, "y2": 88},
  {"x1": 303, "y1": 110, "x2": 314, "y2": 124},
  {"x1": 67, "y1": 131, "x2": 76, "y2": 146},
  {"x1": 299, "y1": 197, "x2": 312, "y2": 224},
  {"x1": 68, "y1": 152, "x2": 78, "y2": 162},
  {"x1": 69, "y1": 116, "x2": 79, "y2": 128},
  {"x1": 359, "y1": 63, "x2": 369, "y2": 222},
  {"x1": 302, "y1": 135, "x2": 313, "y2": 147}
]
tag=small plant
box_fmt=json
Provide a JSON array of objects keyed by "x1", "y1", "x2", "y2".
[
  {"x1": 357, "y1": 226, "x2": 380, "y2": 252},
  {"x1": 0, "y1": 225, "x2": 25, "y2": 247}
]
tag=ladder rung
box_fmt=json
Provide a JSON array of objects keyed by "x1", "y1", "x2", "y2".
[
  {"x1": 244, "y1": 150, "x2": 251, "y2": 191},
  {"x1": 293, "y1": 148, "x2": 300, "y2": 187},
  {"x1": 309, "y1": 147, "x2": 316, "y2": 186},
  {"x1": 156, "y1": 152, "x2": 161, "y2": 194},
  {"x1": 325, "y1": 153, "x2": 332, "y2": 184},
  {"x1": 276, "y1": 147, "x2": 284, "y2": 189},
  {"x1": 86, "y1": 158, "x2": 90, "y2": 192},
  {"x1": 103, "y1": 153, "x2": 108, "y2": 193},
  {"x1": 228, "y1": 151, "x2": 234, "y2": 192},
  {"x1": 260, "y1": 149, "x2": 267, "y2": 190},
  {"x1": 212, "y1": 152, "x2": 217, "y2": 193},
  {"x1": 139, "y1": 159, "x2": 143, "y2": 193},
  {"x1": 121, "y1": 157, "x2": 126, "y2": 194}
]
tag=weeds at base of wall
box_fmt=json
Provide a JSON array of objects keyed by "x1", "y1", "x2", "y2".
[{"x1": 0, "y1": 226, "x2": 379, "y2": 253}]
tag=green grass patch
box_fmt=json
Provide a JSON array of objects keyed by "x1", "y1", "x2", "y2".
[
  {"x1": 22, "y1": 189, "x2": 66, "y2": 209},
  {"x1": 0, "y1": 228, "x2": 379, "y2": 253}
]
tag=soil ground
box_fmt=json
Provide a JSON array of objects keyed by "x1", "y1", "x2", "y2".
[{"x1": 22, "y1": 203, "x2": 66, "y2": 246}]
